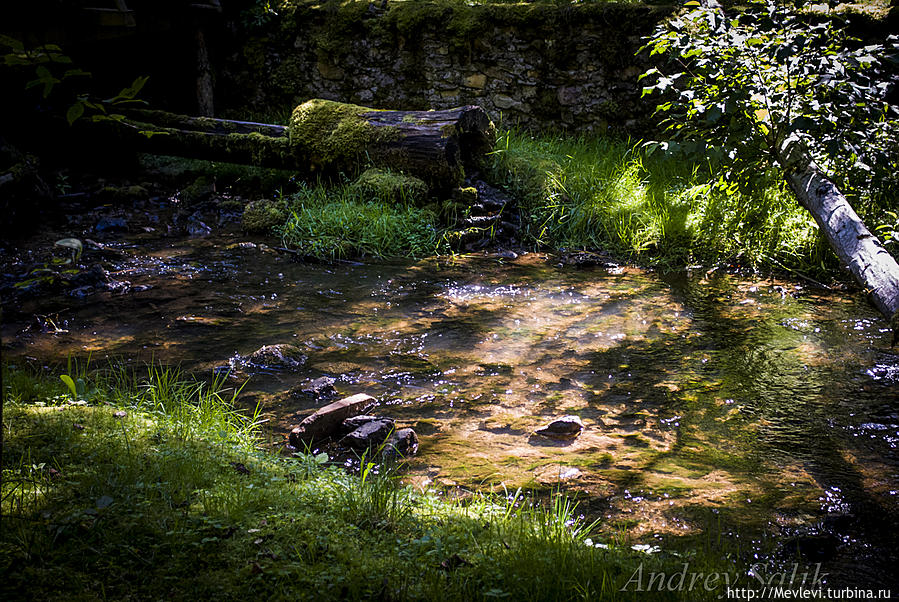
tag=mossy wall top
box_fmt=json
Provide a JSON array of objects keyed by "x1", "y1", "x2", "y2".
[{"x1": 220, "y1": 0, "x2": 675, "y2": 132}]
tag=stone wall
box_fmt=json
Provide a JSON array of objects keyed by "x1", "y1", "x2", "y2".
[{"x1": 219, "y1": 1, "x2": 675, "y2": 132}]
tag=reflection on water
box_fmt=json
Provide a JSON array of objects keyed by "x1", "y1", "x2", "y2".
[{"x1": 3, "y1": 235, "x2": 899, "y2": 588}]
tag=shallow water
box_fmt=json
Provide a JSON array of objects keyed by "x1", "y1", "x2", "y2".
[{"x1": 3, "y1": 234, "x2": 899, "y2": 588}]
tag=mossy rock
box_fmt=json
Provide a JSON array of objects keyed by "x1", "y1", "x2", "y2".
[
  {"x1": 181, "y1": 176, "x2": 214, "y2": 204},
  {"x1": 289, "y1": 99, "x2": 400, "y2": 168},
  {"x1": 242, "y1": 199, "x2": 287, "y2": 234},
  {"x1": 350, "y1": 168, "x2": 429, "y2": 204}
]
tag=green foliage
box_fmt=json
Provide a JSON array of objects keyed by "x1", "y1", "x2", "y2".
[
  {"x1": 279, "y1": 182, "x2": 443, "y2": 259},
  {"x1": 0, "y1": 36, "x2": 149, "y2": 129},
  {"x1": 488, "y1": 129, "x2": 824, "y2": 271},
  {"x1": 639, "y1": 0, "x2": 899, "y2": 203}
]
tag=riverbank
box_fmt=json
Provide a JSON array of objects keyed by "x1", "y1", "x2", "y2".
[{"x1": 2, "y1": 363, "x2": 737, "y2": 600}]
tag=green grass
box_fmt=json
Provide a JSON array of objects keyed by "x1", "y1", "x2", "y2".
[
  {"x1": 487, "y1": 129, "x2": 839, "y2": 274},
  {"x1": 2, "y1": 362, "x2": 742, "y2": 600},
  {"x1": 278, "y1": 181, "x2": 443, "y2": 259}
]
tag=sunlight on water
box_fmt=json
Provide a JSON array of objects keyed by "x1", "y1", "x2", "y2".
[{"x1": 4, "y1": 236, "x2": 899, "y2": 586}]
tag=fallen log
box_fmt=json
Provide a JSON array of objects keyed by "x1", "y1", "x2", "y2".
[
  {"x1": 777, "y1": 136, "x2": 899, "y2": 341},
  {"x1": 97, "y1": 100, "x2": 496, "y2": 191}
]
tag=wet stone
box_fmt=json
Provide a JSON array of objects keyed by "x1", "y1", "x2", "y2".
[
  {"x1": 300, "y1": 376, "x2": 338, "y2": 401},
  {"x1": 534, "y1": 415, "x2": 585, "y2": 440},
  {"x1": 341, "y1": 418, "x2": 395, "y2": 450},
  {"x1": 186, "y1": 216, "x2": 212, "y2": 237},
  {"x1": 289, "y1": 393, "x2": 377, "y2": 447},
  {"x1": 341, "y1": 415, "x2": 389, "y2": 432},
  {"x1": 383, "y1": 428, "x2": 419, "y2": 458},
  {"x1": 95, "y1": 216, "x2": 128, "y2": 233},
  {"x1": 237, "y1": 344, "x2": 307, "y2": 372}
]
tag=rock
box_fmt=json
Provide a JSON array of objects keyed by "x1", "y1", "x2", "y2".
[
  {"x1": 289, "y1": 393, "x2": 377, "y2": 447},
  {"x1": 95, "y1": 216, "x2": 128, "y2": 233},
  {"x1": 240, "y1": 344, "x2": 307, "y2": 372},
  {"x1": 242, "y1": 200, "x2": 287, "y2": 234},
  {"x1": 463, "y1": 73, "x2": 487, "y2": 89},
  {"x1": 341, "y1": 415, "x2": 388, "y2": 432},
  {"x1": 557, "y1": 249, "x2": 617, "y2": 268},
  {"x1": 187, "y1": 215, "x2": 212, "y2": 237},
  {"x1": 536, "y1": 465, "x2": 582, "y2": 484},
  {"x1": 341, "y1": 418, "x2": 395, "y2": 450},
  {"x1": 382, "y1": 428, "x2": 419, "y2": 458},
  {"x1": 300, "y1": 376, "x2": 338, "y2": 401},
  {"x1": 534, "y1": 415, "x2": 585, "y2": 440}
]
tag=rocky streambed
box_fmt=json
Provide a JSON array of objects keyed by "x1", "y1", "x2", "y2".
[{"x1": 3, "y1": 194, "x2": 899, "y2": 590}]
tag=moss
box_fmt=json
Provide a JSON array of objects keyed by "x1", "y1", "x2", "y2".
[
  {"x1": 289, "y1": 99, "x2": 401, "y2": 169},
  {"x1": 455, "y1": 186, "x2": 478, "y2": 205},
  {"x1": 181, "y1": 176, "x2": 213, "y2": 203},
  {"x1": 96, "y1": 184, "x2": 150, "y2": 202},
  {"x1": 218, "y1": 198, "x2": 247, "y2": 213},
  {"x1": 241, "y1": 199, "x2": 287, "y2": 234},
  {"x1": 350, "y1": 168, "x2": 429, "y2": 204}
]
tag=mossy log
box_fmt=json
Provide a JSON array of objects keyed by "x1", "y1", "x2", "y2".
[
  {"x1": 98, "y1": 109, "x2": 297, "y2": 169},
  {"x1": 289, "y1": 99, "x2": 495, "y2": 190},
  {"x1": 777, "y1": 137, "x2": 899, "y2": 341},
  {"x1": 99, "y1": 101, "x2": 496, "y2": 191}
]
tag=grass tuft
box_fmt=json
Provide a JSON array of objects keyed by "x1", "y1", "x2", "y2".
[
  {"x1": 487, "y1": 129, "x2": 834, "y2": 274},
  {"x1": 278, "y1": 181, "x2": 443, "y2": 259}
]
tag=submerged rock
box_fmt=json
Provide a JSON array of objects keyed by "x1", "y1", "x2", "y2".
[
  {"x1": 238, "y1": 344, "x2": 307, "y2": 372},
  {"x1": 298, "y1": 376, "x2": 338, "y2": 401},
  {"x1": 556, "y1": 249, "x2": 618, "y2": 269},
  {"x1": 534, "y1": 415, "x2": 585, "y2": 440}
]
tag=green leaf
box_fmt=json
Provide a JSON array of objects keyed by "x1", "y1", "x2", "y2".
[
  {"x1": 60, "y1": 375, "x2": 78, "y2": 398},
  {"x1": 66, "y1": 102, "x2": 84, "y2": 126},
  {"x1": 63, "y1": 68, "x2": 91, "y2": 79},
  {"x1": 55, "y1": 238, "x2": 83, "y2": 260},
  {"x1": 0, "y1": 34, "x2": 25, "y2": 51}
]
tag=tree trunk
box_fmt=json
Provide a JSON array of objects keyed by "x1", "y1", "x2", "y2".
[
  {"x1": 195, "y1": 28, "x2": 215, "y2": 117},
  {"x1": 777, "y1": 136, "x2": 899, "y2": 338},
  {"x1": 99, "y1": 101, "x2": 496, "y2": 191}
]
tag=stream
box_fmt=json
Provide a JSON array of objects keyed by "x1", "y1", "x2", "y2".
[{"x1": 3, "y1": 232, "x2": 899, "y2": 589}]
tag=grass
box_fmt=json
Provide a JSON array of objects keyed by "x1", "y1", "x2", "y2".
[
  {"x1": 268, "y1": 129, "x2": 845, "y2": 276},
  {"x1": 278, "y1": 181, "x2": 443, "y2": 259},
  {"x1": 487, "y1": 129, "x2": 837, "y2": 275},
  {"x1": 1, "y1": 362, "x2": 743, "y2": 600}
]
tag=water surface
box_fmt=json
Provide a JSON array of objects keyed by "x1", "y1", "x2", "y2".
[{"x1": 4, "y1": 235, "x2": 898, "y2": 588}]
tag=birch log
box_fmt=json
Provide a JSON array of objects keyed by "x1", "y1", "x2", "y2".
[{"x1": 777, "y1": 136, "x2": 899, "y2": 340}]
